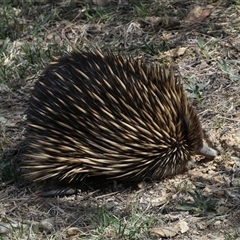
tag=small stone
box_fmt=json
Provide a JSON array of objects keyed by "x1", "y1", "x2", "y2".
[
  {"x1": 39, "y1": 218, "x2": 54, "y2": 232},
  {"x1": 66, "y1": 227, "x2": 82, "y2": 236}
]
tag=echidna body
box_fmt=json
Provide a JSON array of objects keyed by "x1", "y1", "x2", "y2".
[{"x1": 24, "y1": 49, "x2": 216, "y2": 183}]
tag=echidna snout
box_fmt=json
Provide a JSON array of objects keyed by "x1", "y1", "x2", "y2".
[
  {"x1": 198, "y1": 145, "x2": 217, "y2": 158},
  {"x1": 24, "y1": 49, "x2": 217, "y2": 183}
]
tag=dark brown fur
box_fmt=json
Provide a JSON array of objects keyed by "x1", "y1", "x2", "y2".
[{"x1": 24, "y1": 49, "x2": 203, "y2": 183}]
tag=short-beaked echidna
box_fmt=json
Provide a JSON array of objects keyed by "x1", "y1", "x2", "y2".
[{"x1": 24, "y1": 49, "x2": 217, "y2": 183}]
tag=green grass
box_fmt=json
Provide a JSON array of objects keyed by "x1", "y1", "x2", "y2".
[
  {"x1": 217, "y1": 59, "x2": 240, "y2": 81},
  {"x1": 224, "y1": 231, "x2": 239, "y2": 240},
  {"x1": 84, "y1": 6, "x2": 114, "y2": 23},
  {"x1": 0, "y1": 39, "x2": 68, "y2": 85},
  {"x1": 197, "y1": 36, "x2": 221, "y2": 59},
  {"x1": 0, "y1": 4, "x2": 22, "y2": 40},
  {"x1": 87, "y1": 205, "x2": 156, "y2": 239},
  {"x1": 176, "y1": 191, "x2": 218, "y2": 215}
]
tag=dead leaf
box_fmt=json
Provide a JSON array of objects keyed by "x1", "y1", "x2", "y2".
[
  {"x1": 150, "y1": 195, "x2": 169, "y2": 206},
  {"x1": 151, "y1": 220, "x2": 189, "y2": 236},
  {"x1": 158, "y1": 46, "x2": 187, "y2": 60},
  {"x1": 186, "y1": 6, "x2": 212, "y2": 22},
  {"x1": 177, "y1": 47, "x2": 187, "y2": 56},
  {"x1": 174, "y1": 220, "x2": 189, "y2": 234},
  {"x1": 150, "y1": 227, "x2": 177, "y2": 237},
  {"x1": 66, "y1": 227, "x2": 82, "y2": 236},
  {"x1": 196, "y1": 221, "x2": 208, "y2": 230}
]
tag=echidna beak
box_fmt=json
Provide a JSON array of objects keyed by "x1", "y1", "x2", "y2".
[{"x1": 198, "y1": 145, "x2": 218, "y2": 158}]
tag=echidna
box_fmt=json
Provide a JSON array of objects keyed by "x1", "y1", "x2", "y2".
[{"x1": 24, "y1": 49, "x2": 216, "y2": 184}]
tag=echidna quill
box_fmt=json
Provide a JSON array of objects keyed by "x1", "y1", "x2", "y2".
[{"x1": 24, "y1": 49, "x2": 217, "y2": 184}]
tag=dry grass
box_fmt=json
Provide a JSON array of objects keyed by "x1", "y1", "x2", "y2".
[{"x1": 0, "y1": 0, "x2": 240, "y2": 239}]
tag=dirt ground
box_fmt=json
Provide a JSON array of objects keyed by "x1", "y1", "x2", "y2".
[{"x1": 0, "y1": 0, "x2": 240, "y2": 239}]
